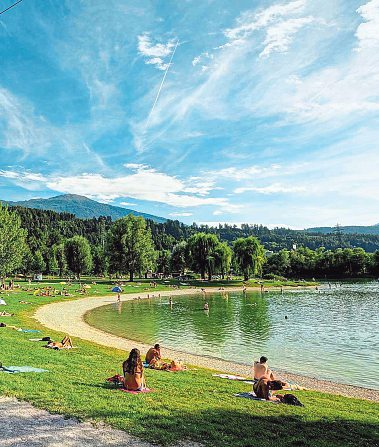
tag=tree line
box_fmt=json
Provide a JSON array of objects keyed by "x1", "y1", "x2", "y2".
[{"x1": 1, "y1": 204, "x2": 379, "y2": 281}]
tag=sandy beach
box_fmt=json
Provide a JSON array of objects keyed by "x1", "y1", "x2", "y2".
[{"x1": 34, "y1": 287, "x2": 379, "y2": 403}]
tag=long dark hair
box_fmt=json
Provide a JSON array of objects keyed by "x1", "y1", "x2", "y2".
[{"x1": 123, "y1": 348, "x2": 142, "y2": 375}]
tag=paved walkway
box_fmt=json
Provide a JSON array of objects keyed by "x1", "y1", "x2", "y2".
[{"x1": 34, "y1": 288, "x2": 379, "y2": 402}]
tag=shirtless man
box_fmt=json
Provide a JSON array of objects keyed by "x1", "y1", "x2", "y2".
[
  {"x1": 146, "y1": 343, "x2": 161, "y2": 365},
  {"x1": 253, "y1": 356, "x2": 276, "y2": 381}
]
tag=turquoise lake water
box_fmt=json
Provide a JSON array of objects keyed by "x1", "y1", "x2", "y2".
[{"x1": 85, "y1": 281, "x2": 379, "y2": 390}]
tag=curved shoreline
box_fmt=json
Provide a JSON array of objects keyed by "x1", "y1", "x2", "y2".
[{"x1": 34, "y1": 287, "x2": 379, "y2": 403}]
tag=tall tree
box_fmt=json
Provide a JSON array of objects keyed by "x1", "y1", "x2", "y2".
[
  {"x1": 214, "y1": 242, "x2": 232, "y2": 279},
  {"x1": 107, "y1": 215, "x2": 156, "y2": 281},
  {"x1": 170, "y1": 241, "x2": 187, "y2": 275},
  {"x1": 53, "y1": 243, "x2": 67, "y2": 277},
  {"x1": 156, "y1": 250, "x2": 171, "y2": 276},
  {"x1": 92, "y1": 245, "x2": 108, "y2": 277},
  {"x1": 64, "y1": 236, "x2": 93, "y2": 279},
  {"x1": 187, "y1": 232, "x2": 220, "y2": 280},
  {"x1": 32, "y1": 250, "x2": 46, "y2": 274},
  {"x1": 233, "y1": 236, "x2": 265, "y2": 281},
  {"x1": 0, "y1": 204, "x2": 27, "y2": 280}
]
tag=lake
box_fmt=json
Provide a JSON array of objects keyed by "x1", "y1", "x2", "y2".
[{"x1": 85, "y1": 281, "x2": 379, "y2": 390}]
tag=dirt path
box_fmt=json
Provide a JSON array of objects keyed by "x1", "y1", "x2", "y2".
[
  {"x1": 33, "y1": 288, "x2": 379, "y2": 402},
  {"x1": 0, "y1": 396, "x2": 201, "y2": 447}
]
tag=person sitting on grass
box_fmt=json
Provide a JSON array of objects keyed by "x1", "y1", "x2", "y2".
[
  {"x1": 122, "y1": 348, "x2": 146, "y2": 391},
  {"x1": 146, "y1": 343, "x2": 161, "y2": 365},
  {"x1": 253, "y1": 356, "x2": 274, "y2": 381},
  {"x1": 45, "y1": 335, "x2": 73, "y2": 350}
]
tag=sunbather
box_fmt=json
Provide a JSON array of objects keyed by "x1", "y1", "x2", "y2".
[
  {"x1": 146, "y1": 343, "x2": 161, "y2": 365},
  {"x1": 0, "y1": 311, "x2": 14, "y2": 316},
  {"x1": 122, "y1": 348, "x2": 146, "y2": 391},
  {"x1": 45, "y1": 335, "x2": 73, "y2": 350},
  {"x1": 253, "y1": 377, "x2": 285, "y2": 401},
  {"x1": 253, "y1": 356, "x2": 289, "y2": 388}
]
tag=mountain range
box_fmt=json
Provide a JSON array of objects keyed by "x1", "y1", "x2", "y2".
[
  {"x1": 2, "y1": 193, "x2": 379, "y2": 235},
  {"x1": 4, "y1": 194, "x2": 167, "y2": 223}
]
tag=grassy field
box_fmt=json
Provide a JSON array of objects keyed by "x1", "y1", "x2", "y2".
[{"x1": 0, "y1": 278, "x2": 378, "y2": 447}]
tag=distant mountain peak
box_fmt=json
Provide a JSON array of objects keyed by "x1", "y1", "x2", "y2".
[{"x1": 5, "y1": 194, "x2": 166, "y2": 223}]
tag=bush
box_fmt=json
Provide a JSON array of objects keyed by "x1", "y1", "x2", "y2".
[{"x1": 263, "y1": 273, "x2": 288, "y2": 281}]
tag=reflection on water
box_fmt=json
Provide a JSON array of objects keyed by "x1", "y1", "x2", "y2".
[{"x1": 85, "y1": 281, "x2": 379, "y2": 389}]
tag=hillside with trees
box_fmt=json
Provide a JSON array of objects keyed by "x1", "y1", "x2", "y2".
[{"x1": 1, "y1": 204, "x2": 379, "y2": 280}]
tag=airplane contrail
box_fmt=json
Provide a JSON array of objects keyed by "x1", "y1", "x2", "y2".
[{"x1": 144, "y1": 39, "x2": 179, "y2": 131}]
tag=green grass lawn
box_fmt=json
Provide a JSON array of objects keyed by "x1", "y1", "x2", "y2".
[{"x1": 0, "y1": 279, "x2": 377, "y2": 447}]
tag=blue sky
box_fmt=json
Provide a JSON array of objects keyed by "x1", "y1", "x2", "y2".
[{"x1": 1, "y1": 0, "x2": 379, "y2": 228}]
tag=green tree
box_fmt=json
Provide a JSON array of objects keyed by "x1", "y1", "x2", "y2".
[
  {"x1": 265, "y1": 249, "x2": 290, "y2": 277},
  {"x1": 0, "y1": 204, "x2": 27, "y2": 280},
  {"x1": 92, "y1": 245, "x2": 108, "y2": 276},
  {"x1": 64, "y1": 236, "x2": 93, "y2": 279},
  {"x1": 20, "y1": 246, "x2": 34, "y2": 280},
  {"x1": 107, "y1": 215, "x2": 156, "y2": 281},
  {"x1": 214, "y1": 242, "x2": 232, "y2": 279},
  {"x1": 233, "y1": 236, "x2": 265, "y2": 281},
  {"x1": 32, "y1": 250, "x2": 46, "y2": 274},
  {"x1": 156, "y1": 250, "x2": 171, "y2": 275},
  {"x1": 170, "y1": 241, "x2": 187, "y2": 275},
  {"x1": 53, "y1": 243, "x2": 67, "y2": 277},
  {"x1": 187, "y1": 232, "x2": 220, "y2": 280},
  {"x1": 46, "y1": 247, "x2": 58, "y2": 275}
]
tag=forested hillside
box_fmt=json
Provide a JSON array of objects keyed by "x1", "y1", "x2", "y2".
[
  {"x1": 2, "y1": 205, "x2": 378, "y2": 279},
  {"x1": 11, "y1": 205, "x2": 379, "y2": 254}
]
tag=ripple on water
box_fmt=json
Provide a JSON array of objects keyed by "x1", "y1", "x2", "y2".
[{"x1": 85, "y1": 281, "x2": 379, "y2": 390}]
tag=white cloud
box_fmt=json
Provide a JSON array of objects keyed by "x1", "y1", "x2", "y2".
[
  {"x1": 259, "y1": 17, "x2": 315, "y2": 58},
  {"x1": 119, "y1": 201, "x2": 135, "y2": 207},
  {"x1": 169, "y1": 212, "x2": 193, "y2": 217},
  {"x1": 212, "y1": 164, "x2": 282, "y2": 181},
  {"x1": 0, "y1": 166, "x2": 232, "y2": 209},
  {"x1": 138, "y1": 33, "x2": 175, "y2": 70},
  {"x1": 356, "y1": 0, "x2": 379, "y2": 50},
  {"x1": 234, "y1": 183, "x2": 306, "y2": 194},
  {"x1": 224, "y1": 0, "x2": 306, "y2": 41}
]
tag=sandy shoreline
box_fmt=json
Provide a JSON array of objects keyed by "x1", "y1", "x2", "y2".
[{"x1": 34, "y1": 287, "x2": 379, "y2": 403}]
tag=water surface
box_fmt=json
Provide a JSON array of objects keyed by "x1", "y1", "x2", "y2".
[{"x1": 85, "y1": 282, "x2": 379, "y2": 389}]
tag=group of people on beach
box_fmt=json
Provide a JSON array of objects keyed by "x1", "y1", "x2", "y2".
[
  {"x1": 122, "y1": 344, "x2": 186, "y2": 391},
  {"x1": 120, "y1": 344, "x2": 292, "y2": 403}
]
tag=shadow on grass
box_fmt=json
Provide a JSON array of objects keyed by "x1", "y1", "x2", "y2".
[{"x1": 87, "y1": 405, "x2": 379, "y2": 447}]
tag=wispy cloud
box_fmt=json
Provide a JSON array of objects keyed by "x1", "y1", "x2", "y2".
[
  {"x1": 234, "y1": 183, "x2": 306, "y2": 194},
  {"x1": 169, "y1": 212, "x2": 193, "y2": 217}
]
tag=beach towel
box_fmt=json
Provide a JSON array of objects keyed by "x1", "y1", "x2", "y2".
[
  {"x1": 235, "y1": 392, "x2": 279, "y2": 403},
  {"x1": 0, "y1": 299, "x2": 7, "y2": 305},
  {"x1": 106, "y1": 375, "x2": 152, "y2": 394},
  {"x1": 213, "y1": 374, "x2": 256, "y2": 385},
  {"x1": 214, "y1": 374, "x2": 305, "y2": 390},
  {"x1": 18, "y1": 329, "x2": 41, "y2": 333},
  {"x1": 0, "y1": 365, "x2": 48, "y2": 374}
]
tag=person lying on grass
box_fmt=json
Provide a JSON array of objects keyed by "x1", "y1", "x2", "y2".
[
  {"x1": 45, "y1": 335, "x2": 73, "y2": 350},
  {"x1": 253, "y1": 377, "x2": 287, "y2": 402},
  {"x1": 149, "y1": 358, "x2": 186, "y2": 372},
  {"x1": 122, "y1": 348, "x2": 146, "y2": 391}
]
